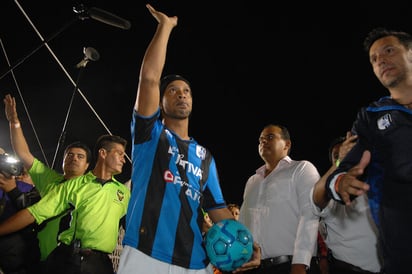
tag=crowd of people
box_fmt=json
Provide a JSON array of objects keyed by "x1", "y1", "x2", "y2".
[{"x1": 1, "y1": 3, "x2": 411, "y2": 274}]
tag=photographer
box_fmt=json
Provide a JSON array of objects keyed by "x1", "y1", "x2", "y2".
[{"x1": 0, "y1": 148, "x2": 41, "y2": 274}]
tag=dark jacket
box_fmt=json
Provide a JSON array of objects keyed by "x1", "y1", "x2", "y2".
[{"x1": 0, "y1": 181, "x2": 41, "y2": 274}]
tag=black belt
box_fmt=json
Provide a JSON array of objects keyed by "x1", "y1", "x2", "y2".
[
  {"x1": 260, "y1": 255, "x2": 292, "y2": 268},
  {"x1": 58, "y1": 242, "x2": 108, "y2": 257},
  {"x1": 77, "y1": 248, "x2": 108, "y2": 257},
  {"x1": 331, "y1": 257, "x2": 381, "y2": 274}
]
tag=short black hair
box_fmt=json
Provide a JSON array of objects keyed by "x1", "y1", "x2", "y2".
[
  {"x1": 94, "y1": 134, "x2": 127, "y2": 160},
  {"x1": 363, "y1": 27, "x2": 412, "y2": 53},
  {"x1": 263, "y1": 124, "x2": 291, "y2": 155},
  {"x1": 64, "y1": 141, "x2": 92, "y2": 163},
  {"x1": 263, "y1": 124, "x2": 290, "y2": 141}
]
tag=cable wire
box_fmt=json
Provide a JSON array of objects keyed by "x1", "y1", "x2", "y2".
[
  {"x1": 12, "y1": 0, "x2": 131, "y2": 165},
  {"x1": 0, "y1": 37, "x2": 50, "y2": 166}
]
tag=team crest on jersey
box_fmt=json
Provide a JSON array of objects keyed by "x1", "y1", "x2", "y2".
[
  {"x1": 117, "y1": 190, "x2": 125, "y2": 201},
  {"x1": 377, "y1": 113, "x2": 392, "y2": 130},
  {"x1": 196, "y1": 145, "x2": 206, "y2": 160}
]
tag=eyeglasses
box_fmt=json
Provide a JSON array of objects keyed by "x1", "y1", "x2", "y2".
[{"x1": 258, "y1": 134, "x2": 275, "y2": 143}]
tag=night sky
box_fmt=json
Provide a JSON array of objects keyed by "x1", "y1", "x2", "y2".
[{"x1": 0, "y1": 0, "x2": 409, "y2": 205}]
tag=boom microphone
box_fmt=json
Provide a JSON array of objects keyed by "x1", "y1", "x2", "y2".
[
  {"x1": 76, "y1": 47, "x2": 100, "y2": 68},
  {"x1": 88, "y1": 7, "x2": 131, "y2": 30},
  {"x1": 73, "y1": 5, "x2": 131, "y2": 30}
]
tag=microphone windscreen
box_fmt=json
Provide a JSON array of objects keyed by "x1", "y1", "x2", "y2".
[
  {"x1": 84, "y1": 47, "x2": 100, "y2": 61},
  {"x1": 88, "y1": 7, "x2": 131, "y2": 30}
]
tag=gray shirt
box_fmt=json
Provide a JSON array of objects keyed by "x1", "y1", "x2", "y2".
[{"x1": 310, "y1": 187, "x2": 382, "y2": 272}]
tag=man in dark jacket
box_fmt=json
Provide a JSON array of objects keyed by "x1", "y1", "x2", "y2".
[{"x1": 0, "y1": 148, "x2": 41, "y2": 274}]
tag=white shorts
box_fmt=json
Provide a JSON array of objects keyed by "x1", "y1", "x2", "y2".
[{"x1": 117, "y1": 245, "x2": 214, "y2": 274}]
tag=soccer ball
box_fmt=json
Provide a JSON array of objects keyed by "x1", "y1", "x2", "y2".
[{"x1": 204, "y1": 219, "x2": 253, "y2": 272}]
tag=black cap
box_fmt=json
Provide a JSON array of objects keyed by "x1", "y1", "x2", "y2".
[{"x1": 159, "y1": 74, "x2": 191, "y2": 98}]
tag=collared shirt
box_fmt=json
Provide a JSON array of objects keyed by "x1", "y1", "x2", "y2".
[
  {"x1": 310, "y1": 188, "x2": 382, "y2": 272},
  {"x1": 29, "y1": 158, "x2": 64, "y2": 197},
  {"x1": 28, "y1": 171, "x2": 130, "y2": 253},
  {"x1": 238, "y1": 156, "x2": 320, "y2": 267},
  {"x1": 29, "y1": 158, "x2": 66, "y2": 260}
]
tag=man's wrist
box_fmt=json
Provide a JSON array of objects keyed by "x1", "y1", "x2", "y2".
[
  {"x1": 327, "y1": 172, "x2": 346, "y2": 203},
  {"x1": 9, "y1": 121, "x2": 21, "y2": 128}
]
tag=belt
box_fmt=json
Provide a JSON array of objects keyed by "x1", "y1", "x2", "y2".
[
  {"x1": 331, "y1": 257, "x2": 381, "y2": 274},
  {"x1": 58, "y1": 242, "x2": 108, "y2": 257},
  {"x1": 260, "y1": 255, "x2": 292, "y2": 268},
  {"x1": 77, "y1": 248, "x2": 109, "y2": 257}
]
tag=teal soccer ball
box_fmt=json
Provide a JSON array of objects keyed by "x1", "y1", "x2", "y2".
[{"x1": 204, "y1": 219, "x2": 253, "y2": 272}]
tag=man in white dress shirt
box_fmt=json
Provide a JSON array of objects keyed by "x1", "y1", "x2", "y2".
[{"x1": 238, "y1": 124, "x2": 321, "y2": 274}]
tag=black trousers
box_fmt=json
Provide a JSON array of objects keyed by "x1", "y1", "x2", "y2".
[
  {"x1": 44, "y1": 243, "x2": 113, "y2": 274},
  {"x1": 242, "y1": 257, "x2": 320, "y2": 274},
  {"x1": 329, "y1": 257, "x2": 382, "y2": 274},
  {"x1": 0, "y1": 231, "x2": 41, "y2": 274}
]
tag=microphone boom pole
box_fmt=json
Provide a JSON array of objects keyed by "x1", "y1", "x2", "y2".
[
  {"x1": 9, "y1": 0, "x2": 124, "y2": 167},
  {"x1": 1, "y1": 3, "x2": 131, "y2": 80},
  {"x1": 0, "y1": 14, "x2": 78, "y2": 81},
  {"x1": 51, "y1": 48, "x2": 96, "y2": 168}
]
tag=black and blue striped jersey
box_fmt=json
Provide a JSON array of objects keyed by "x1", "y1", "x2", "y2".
[{"x1": 123, "y1": 109, "x2": 227, "y2": 269}]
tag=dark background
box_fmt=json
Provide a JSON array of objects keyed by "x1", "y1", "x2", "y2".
[{"x1": 0, "y1": 0, "x2": 408, "y2": 205}]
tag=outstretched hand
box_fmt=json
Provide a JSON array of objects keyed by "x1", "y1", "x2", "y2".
[
  {"x1": 146, "y1": 3, "x2": 178, "y2": 27},
  {"x1": 3, "y1": 94, "x2": 19, "y2": 123},
  {"x1": 337, "y1": 150, "x2": 371, "y2": 205}
]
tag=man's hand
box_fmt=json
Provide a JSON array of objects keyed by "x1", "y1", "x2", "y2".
[
  {"x1": 146, "y1": 4, "x2": 178, "y2": 27},
  {"x1": 232, "y1": 241, "x2": 261, "y2": 273},
  {"x1": 338, "y1": 131, "x2": 357, "y2": 161},
  {"x1": 0, "y1": 172, "x2": 17, "y2": 192},
  {"x1": 337, "y1": 150, "x2": 371, "y2": 205},
  {"x1": 4, "y1": 94, "x2": 19, "y2": 124}
]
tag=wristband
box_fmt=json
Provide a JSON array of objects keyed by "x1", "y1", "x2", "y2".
[
  {"x1": 11, "y1": 122, "x2": 21, "y2": 129},
  {"x1": 335, "y1": 159, "x2": 340, "y2": 167},
  {"x1": 334, "y1": 174, "x2": 344, "y2": 193}
]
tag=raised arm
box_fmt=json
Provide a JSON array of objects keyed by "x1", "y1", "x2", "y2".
[
  {"x1": 3, "y1": 94, "x2": 35, "y2": 170},
  {"x1": 134, "y1": 4, "x2": 178, "y2": 116}
]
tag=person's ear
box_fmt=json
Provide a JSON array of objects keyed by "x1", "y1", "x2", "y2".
[
  {"x1": 407, "y1": 48, "x2": 412, "y2": 62},
  {"x1": 285, "y1": 140, "x2": 292, "y2": 151},
  {"x1": 98, "y1": 148, "x2": 107, "y2": 157}
]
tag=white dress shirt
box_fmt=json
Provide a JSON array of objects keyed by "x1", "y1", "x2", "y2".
[
  {"x1": 238, "y1": 156, "x2": 320, "y2": 267},
  {"x1": 310, "y1": 187, "x2": 383, "y2": 272}
]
